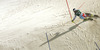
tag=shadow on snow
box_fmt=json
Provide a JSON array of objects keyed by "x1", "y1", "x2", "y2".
[{"x1": 40, "y1": 21, "x2": 85, "y2": 47}]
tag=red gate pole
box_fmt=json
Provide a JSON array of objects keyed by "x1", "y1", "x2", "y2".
[
  {"x1": 78, "y1": 2, "x2": 85, "y2": 9},
  {"x1": 66, "y1": 0, "x2": 72, "y2": 20}
]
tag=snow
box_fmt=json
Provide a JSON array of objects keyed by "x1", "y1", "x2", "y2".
[{"x1": 0, "y1": 0, "x2": 100, "y2": 50}]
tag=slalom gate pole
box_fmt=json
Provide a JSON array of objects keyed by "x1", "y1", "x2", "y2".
[
  {"x1": 46, "y1": 33, "x2": 51, "y2": 50},
  {"x1": 78, "y1": 2, "x2": 85, "y2": 9},
  {"x1": 94, "y1": 42, "x2": 100, "y2": 50},
  {"x1": 66, "y1": 0, "x2": 72, "y2": 20}
]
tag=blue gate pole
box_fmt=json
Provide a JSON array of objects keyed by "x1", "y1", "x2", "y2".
[{"x1": 46, "y1": 33, "x2": 51, "y2": 50}]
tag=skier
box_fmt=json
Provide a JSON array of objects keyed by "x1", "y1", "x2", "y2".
[{"x1": 72, "y1": 8, "x2": 93, "y2": 22}]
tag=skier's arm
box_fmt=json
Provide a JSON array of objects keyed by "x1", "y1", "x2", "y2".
[{"x1": 72, "y1": 15, "x2": 76, "y2": 22}]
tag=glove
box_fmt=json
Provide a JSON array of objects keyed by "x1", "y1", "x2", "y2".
[{"x1": 72, "y1": 20, "x2": 74, "y2": 23}]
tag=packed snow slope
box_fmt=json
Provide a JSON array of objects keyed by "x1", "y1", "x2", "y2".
[{"x1": 0, "y1": 0, "x2": 100, "y2": 50}]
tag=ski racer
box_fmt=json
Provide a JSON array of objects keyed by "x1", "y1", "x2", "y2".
[{"x1": 72, "y1": 8, "x2": 93, "y2": 22}]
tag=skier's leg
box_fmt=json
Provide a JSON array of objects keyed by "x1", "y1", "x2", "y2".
[
  {"x1": 88, "y1": 18, "x2": 93, "y2": 21},
  {"x1": 88, "y1": 14, "x2": 93, "y2": 21},
  {"x1": 85, "y1": 13, "x2": 92, "y2": 17},
  {"x1": 85, "y1": 13, "x2": 94, "y2": 20}
]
